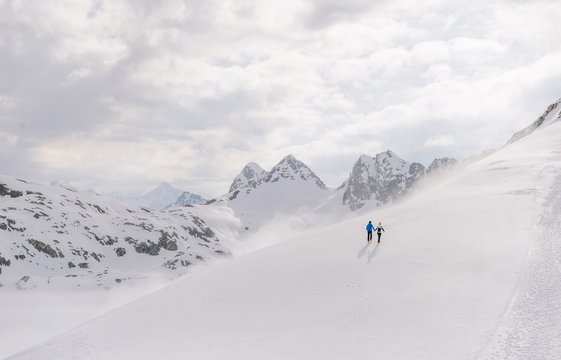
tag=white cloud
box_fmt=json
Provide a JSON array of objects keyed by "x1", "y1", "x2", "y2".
[
  {"x1": 425, "y1": 135, "x2": 455, "y2": 147},
  {"x1": 0, "y1": 0, "x2": 560, "y2": 195}
]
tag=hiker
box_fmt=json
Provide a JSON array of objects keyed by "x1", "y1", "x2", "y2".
[
  {"x1": 376, "y1": 222, "x2": 385, "y2": 243},
  {"x1": 366, "y1": 221, "x2": 374, "y2": 242}
]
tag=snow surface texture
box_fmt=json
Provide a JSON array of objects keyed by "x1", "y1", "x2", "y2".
[
  {"x1": 479, "y1": 161, "x2": 561, "y2": 359},
  {"x1": 9, "y1": 121, "x2": 561, "y2": 359}
]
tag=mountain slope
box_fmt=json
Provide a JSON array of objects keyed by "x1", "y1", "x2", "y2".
[
  {"x1": 12, "y1": 120, "x2": 561, "y2": 359},
  {"x1": 507, "y1": 97, "x2": 561, "y2": 144},
  {"x1": 0, "y1": 179, "x2": 232, "y2": 289}
]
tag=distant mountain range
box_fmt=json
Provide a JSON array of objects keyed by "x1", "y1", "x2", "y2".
[
  {"x1": 2, "y1": 96, "x2": 560, "y2": 289},
  {"x1": 109, "y1": 183, "x2": 207, "y2": 211}
]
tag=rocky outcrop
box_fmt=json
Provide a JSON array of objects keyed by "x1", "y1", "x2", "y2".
[
  {"x1": 342, "y1": 151, "x2": 426, "y2": 211},
  {"x1": 0, "y1": 183, "x2": 23, "y2": 198},
  {"x1": 158, "y1": 231, "x2": 178, "y2": 251},
  {"x1": 27, "y1": 239, "x2": 61, "y2": 258},
  {"x1": 427, "y1": 157, "x2": 458, "y2": 174},
  {"x1": 135, "y1": 241, "x2": 160, "y2": 256},
  {"x1": 115, "y1": 247, "x2": 126, "y2": 257},
  {"x1": 508, "y1": 98, "x2": 561, "y2": 144}
]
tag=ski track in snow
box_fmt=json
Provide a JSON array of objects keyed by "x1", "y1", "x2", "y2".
[
  {"x1": 339, "y1": 242, "x2": 379, "y2": 360},
  {"x1": 11, "y1": 339, "x2": 97, "y2": 360},
  {"x1": 480, "y1": 168, "x2": 561, "y2": 360}
]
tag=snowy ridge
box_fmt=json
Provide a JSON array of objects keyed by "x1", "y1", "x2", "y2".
[
  {"x1": 507, "y1": 97, "x2": 561, "y2": 144},
  {"x1": 0, "y1": 178, "x2": 231, "y2": 289}
]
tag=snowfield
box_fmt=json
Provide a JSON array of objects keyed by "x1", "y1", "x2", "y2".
[{"x1": 6, "y1": 121, "x2": 561, "y2": 359}]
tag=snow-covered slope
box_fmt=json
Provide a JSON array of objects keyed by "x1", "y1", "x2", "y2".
[
  {"x1": 0, "y1": 179, "x2": 232, "y2": 289},
  {"x1": 12, "y1": 115, "x2": 561, "y2": 359},
  {"x1": 507, "y1": 97, "x2": 561, "y2": 144},
  {"x1": 341, "y1": 150, "x2": 426, "y2": 210}
]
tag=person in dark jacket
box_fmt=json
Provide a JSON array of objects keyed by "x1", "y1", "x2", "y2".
[
  {"x1": 366, "y1": 221, "x2": 374, "y2": 242},
  {"x1": 376, "y1": 222, "x2": 385, "y2": 243}
]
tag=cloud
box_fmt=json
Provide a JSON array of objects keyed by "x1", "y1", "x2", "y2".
[
  {"x1": 425, "y1": 135, "x2": 455, "y2": 147},
  {"x1": 0, "y1": 0, "x2": 560, "y2": 195}
]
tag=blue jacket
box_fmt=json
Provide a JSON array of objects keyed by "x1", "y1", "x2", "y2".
[{"x1": 366, "y1": 223, "x2": 374, "y2": 232}]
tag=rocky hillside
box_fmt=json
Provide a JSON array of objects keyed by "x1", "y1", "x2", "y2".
[
  {"x1": 427, "y1": 157, "x2": 458, "y2": 174},
  {"x1": 508, "y1": 98, "x2": 561, "y2": 144},
  {"x1": 0, "y1": 177, "x2": 230, "y2": 289},
  {"x1": 341, "y1": 151, "x2": 426, "y2": 211}
]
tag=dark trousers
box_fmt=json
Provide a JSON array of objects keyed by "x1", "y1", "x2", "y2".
[
  {"x1": 367, "y1": 231, "x2": 372, "y2": 242},
  {"x1": 377, "y1": 232, "x2": 382, "y2": 242}
]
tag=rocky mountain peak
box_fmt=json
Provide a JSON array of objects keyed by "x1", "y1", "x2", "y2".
[
  {"x1": 265, "y1": 155, "x2": 327, "y2": 189},
  {"x1": 228, "y1": 162, "x2": 268, "y2": 194},
  {"x1": 342, "y1": 150, "x2": 425, "y2": 210}
]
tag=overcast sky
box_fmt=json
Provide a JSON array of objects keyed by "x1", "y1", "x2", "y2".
[{"x1": 1, "y1": 0, "x2": 560, "y2": 197}]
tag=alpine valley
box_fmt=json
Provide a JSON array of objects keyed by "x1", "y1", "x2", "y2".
[{"x1": 2, "y1": 97, "x2": 561, "y2": 360}]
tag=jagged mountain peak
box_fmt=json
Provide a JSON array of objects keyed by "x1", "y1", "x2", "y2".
[
  {"x1": 265, "y1": 155, "x2": 326, "y2": 189},
  {"x1": 342, "y1": 150, "x2": 425, "y2": 210},
  {"x1": 229, "y1": 162, "x2": 268, "y2": 194}
]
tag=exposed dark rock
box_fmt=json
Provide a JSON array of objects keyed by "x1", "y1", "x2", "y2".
[
  {"x1": 78, "y1": 262, "x2": 89, "y2": 268},
  {"x1": 134, "y1": 241, "x2": 160, "y2": 256},
  {"x1": 27, "y1": 239, "x2": 59, "y2": 258},
  {"x1": 214, "y1": 250, "x2": 230, "y2": 256},
  {"x1": 0, "y1": 184, "x2": 23, "y2": 198},
  {"x1": 187, "y1": 224, "x2": 215, "y2": 242},
  {"x1": 91, "y1": 253, "x2": 101, "y2": 262},
  {"x1": 115, "y1": 247, "x2": 126, "y2": 257},
  {"x1": 158, "y1": 231, "x2": 178, "y2": 251},
  {"x1": 68, "y1": 261, "x2": 76, "y2": 268},
  {"x1": 228, "y1": 190, "x2": 240, "y2": 200}
]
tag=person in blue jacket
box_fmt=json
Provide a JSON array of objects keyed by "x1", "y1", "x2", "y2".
[{"x1": 366, "y1": 221, "x2": 374, "y2": 243}]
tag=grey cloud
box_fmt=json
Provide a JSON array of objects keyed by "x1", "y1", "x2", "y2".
[
  {"x1": 0, "y1": 0, "x2": 560, "y2": 197},
  {"x1": 305, "y1": 0, "x2": 381, "y2": 29}
]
